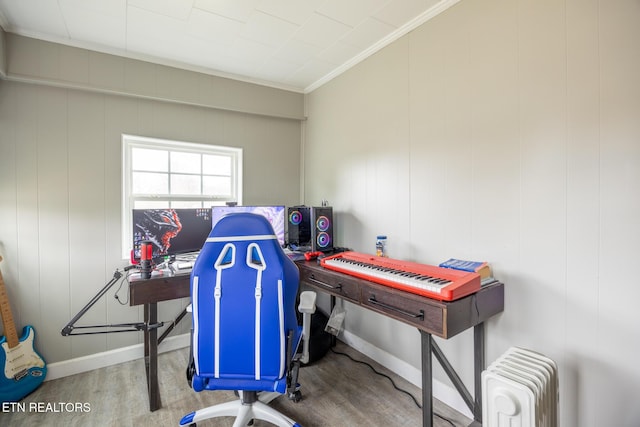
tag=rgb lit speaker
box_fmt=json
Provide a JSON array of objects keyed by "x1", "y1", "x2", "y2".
[
  {"x1": 287, "y1": 206, "x2": 311, "y2": 247},
  {"x1": 311, "y1": 207, "x2": 333, "y2": 252}
]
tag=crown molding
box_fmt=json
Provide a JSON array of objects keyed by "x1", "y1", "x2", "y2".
[{"x1": 304, "y1": 0, "x2": 462, "y2": 94}]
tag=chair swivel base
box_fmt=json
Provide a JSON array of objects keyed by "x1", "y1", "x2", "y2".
[{"x1": 179, "y1": 391, "x2": 301, "y2": 427}]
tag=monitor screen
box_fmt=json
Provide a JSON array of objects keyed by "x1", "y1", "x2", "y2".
[
  {"x1": 132, "y1": 208, "x2": 212, "y2": 260},
  {"x1": 211, "y1": 206, "x2": 286, "y2": 247}
]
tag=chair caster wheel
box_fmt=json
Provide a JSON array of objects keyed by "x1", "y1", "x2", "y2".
[{"x1": 289, "y1": 389, "x2": 302, "y2": 402}]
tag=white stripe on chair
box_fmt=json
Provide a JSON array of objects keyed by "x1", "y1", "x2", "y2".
[
  {"x1": 246, "y1": 243, "x2": 266, "y2": 380},
  {"x1": 213, "y1": 243, "x2": 236, "y2": 378}
]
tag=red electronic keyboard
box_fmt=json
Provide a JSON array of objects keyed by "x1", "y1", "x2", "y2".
[{"x1": 320, "y1": 251, "x2": 480, "y2": 301}]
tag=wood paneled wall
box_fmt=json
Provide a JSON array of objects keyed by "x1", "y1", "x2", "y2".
[
  {"x1": 0, "y1": 35, "x2": 304, "y2": 365},
  {"x1": 304, "y1": 0, "x2": 640, "y2": 426}
]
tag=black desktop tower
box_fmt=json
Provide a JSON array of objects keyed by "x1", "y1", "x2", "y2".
[
  {"x1": 287, "y1": 206, "x2": 333, "y2": 252},
  {"x1": 311, "y1": 206, "x2": 333, "y2": 252}
]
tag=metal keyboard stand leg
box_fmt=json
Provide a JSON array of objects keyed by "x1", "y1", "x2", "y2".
[{"x1": 420, "y1": 322, "x2": 485, "y2": 427}]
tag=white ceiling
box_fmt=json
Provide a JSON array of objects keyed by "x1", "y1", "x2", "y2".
[{"x1": 0, "y1": 0, "x2": 457, "y2": 93}]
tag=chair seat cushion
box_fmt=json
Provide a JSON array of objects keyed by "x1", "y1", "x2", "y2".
[
  {"x1": 192, "y1": 324, "x2": 303, "y2": 395},
  {"x1": 192, "y1": 376, "x2": 289, "y2": 394}
]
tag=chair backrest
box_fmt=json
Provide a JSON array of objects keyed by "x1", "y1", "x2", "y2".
[{"x1": 190, "y1": 213, "x2": 299, "y2": 390}]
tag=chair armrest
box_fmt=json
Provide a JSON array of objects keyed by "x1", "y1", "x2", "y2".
[
  {"x1": 298, "y1": 291, "x2": 317, "y2": 314},
  {"x1": 297, "y1": 291, "x2": 316, "y2": 364}
]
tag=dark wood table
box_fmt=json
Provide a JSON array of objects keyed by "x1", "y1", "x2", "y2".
[
  {"x1": 296, "y1": 260, "x2": 504, "y2": 427},
  {"x1": 129, "y1": 271, "x2": 191, "y2": 411}
]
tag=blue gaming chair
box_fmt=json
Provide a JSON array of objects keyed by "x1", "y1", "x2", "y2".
[{"x1": 180, "y1": 213, "x2": 316, "y2": 427}]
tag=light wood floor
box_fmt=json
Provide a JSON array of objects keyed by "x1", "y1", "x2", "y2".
[{"x1": 0, "y1": 342, "x2": 471, "y2": 427}]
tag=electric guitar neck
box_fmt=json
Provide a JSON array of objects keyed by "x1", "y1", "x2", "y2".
[{"x1": 0, "y1": 259, "x2": 19, "y2": 349}]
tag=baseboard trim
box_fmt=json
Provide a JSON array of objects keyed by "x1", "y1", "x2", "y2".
[
  {"x1": 340, "y1": 330, "x2": 473, "y2": 419},
  {"x1": 45, "y1": 333, "x2": 190, "y2": 381}
]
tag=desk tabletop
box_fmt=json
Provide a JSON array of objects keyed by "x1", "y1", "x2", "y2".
[
  {"x1": 129, "y1": 270, "x2": 191, "y2": 306},
  {"x1": 128, "y1": 261, "x2": 504, "y2": 339}
]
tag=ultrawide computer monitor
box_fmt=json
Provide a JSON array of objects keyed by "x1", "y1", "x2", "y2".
[{"x1": 132, "y1": 208, "x2": 212, "y2": 260}]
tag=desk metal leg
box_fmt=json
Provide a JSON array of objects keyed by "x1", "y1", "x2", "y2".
[
  {"x1": 423, "y1": 325, "x2": 485, "y2": 427},
  {"x1": 144, "y1": 303, "x2": 161, "y2": 411},
  {"x1": 473, "y1": 323, "x2": 485, "y2": 425},
  {"x1": 420, "y1": 330, "x2": 433, "y2": 427}
]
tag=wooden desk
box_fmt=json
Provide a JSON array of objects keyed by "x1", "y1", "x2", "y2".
[
  {"x1": 296, "y1": 260, "x2": 504, "y2": 427},
  {"x1": 128, "y1": 262, "x2": 504, "y2": 423},
  {"x1": 129, "y1": 271, "x2": 191, "y2": 411}
]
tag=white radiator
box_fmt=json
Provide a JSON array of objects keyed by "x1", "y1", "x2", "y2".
[{"x1": 482, "y1": 347, "x2": 558, "y2": 427}]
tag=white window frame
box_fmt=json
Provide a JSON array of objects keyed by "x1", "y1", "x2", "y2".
[{"x1": 121, "y1": 134, "x2": 243, "y2": 258}]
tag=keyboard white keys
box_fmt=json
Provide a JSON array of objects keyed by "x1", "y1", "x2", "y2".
[
  {"x1": 323, "y1": 258, "x2": 448, "y2": 294},
  {"x1": 320, "y1": 251, "x2": 480, "y2": 301}
]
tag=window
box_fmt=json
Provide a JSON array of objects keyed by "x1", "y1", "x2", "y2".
[{"x1": 122, "y1": 134, "x2": 242, "y2": 258}]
